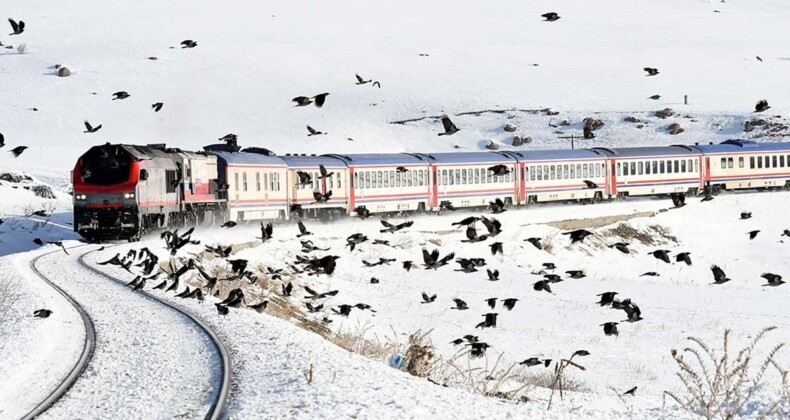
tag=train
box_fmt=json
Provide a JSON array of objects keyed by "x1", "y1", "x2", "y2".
[{"x1": 72, "y1": 140, "x2": 790, "y2": 240}]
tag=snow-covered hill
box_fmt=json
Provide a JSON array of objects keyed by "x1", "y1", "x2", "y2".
[{"x1": 2, "y1": 0, "x2": 790, "y2": 179}]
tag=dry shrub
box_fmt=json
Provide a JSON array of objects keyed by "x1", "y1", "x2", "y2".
[
  {"x1": 519, "y1": 369, "x2": 589, "y2": 393},
  {"x1": 664, "y1": 327, "x2": 789, "y2": 419}
]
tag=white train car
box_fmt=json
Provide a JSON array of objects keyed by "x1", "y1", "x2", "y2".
[
  {"x1": 596, "y1": 146, "x2": 703, "y2": 199},
  {"x1": 344, "y1": 153, "x2": 432, "y2": 215},
  {"x1": 280, "y1": 154, "x2": 349, "y2": 220},
  {"x1": 694, "y1": 140, "x2": 790, "y2": 192},
  {"x1": 428, "y1": 152, "x2": 520, "y2": 210},
  {"x1": 520, "y1": 149, "x2": 609, "y2": 203}
]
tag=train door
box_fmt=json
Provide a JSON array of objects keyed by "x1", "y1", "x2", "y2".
[
  {"x1": 609, "y1": 159, "x2": 617, "y2": 196},
  {"x1": 430, "y1": 166, "x2": 438, "y2": 208}
]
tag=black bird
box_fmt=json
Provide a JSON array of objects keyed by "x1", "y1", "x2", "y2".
[
  {"x1": 520, "y1": 357, "x2": 551, "y2": 368},
  {"x1": 305, "y1": 302, "x2": 324, "y2": 313},
  {"x1": 152, "y1": 102, "x2": 164, "y2": 112},
  {"x1": 355, "y1": 74, "x2": 371, "y2": 85},
  {"x1": 489, "y1": 198, "x2": 506, "y2": 214},
  {"x1": 437, "y1": 115, "x2": 459, "y2": 136},
  {"x1": 332, "y1": 304, "x2": 353, "y2": 317},
  {"x1": 215, "y1": 303, "x2": 229, "y2": 316},
  {"x1": 0, "y1": 132, "x2": 4, "y2": 148},
  {"x1": 486, "y1": 268, "x2": 499, "y2": 281},
  {"x1": 476, "y1": 313, "x2": 498, "y2": 329},
  {"x1": 312, "y1": 93, "x2": 330, "y2": 108},
  {"x1": 533, "y1": 280, "x2": 552, "y2": 293},
  {"x1": 501, "y1": 298, "x2": 518, "y2": 311},
  {"x1": 354, "y1": 303, "x2": 376, "y2": 312},
  {"x1": 219, "y1": 133, "x2": 238, "y2": 146},
  {"x1": 741, "y1": 212, "x2": 752, "y2": 220},
  {"x1": 563, "y1": 229, "x2": 593, "y2": 244},
  {"x1": 601, "y1": 322, "x2": 619, "y2": 336},
  {"x1": 48, "y1": 241, "x2": 70, "y2": 254},
  {"x1": 488, "y1": 165, "x2": 510, "y2": 177},
  {"x1": 542, "y1": 262, "x2": 556, "y2": 270},
  {"x1": 396, "y1": 166, "x2": 408, "y2": 173},
  {"x1": 573, "y1": 350, "x2": 591, "y2": 357},
  {"x1": 648, "y1": 95, "x2": 661, "y2": 100},
  {"x1": 175, "y1": 286, "x2": 192, "y2": 297},
  {"x1": 282, "y1": 282, "x2": 293, "y2": 297},
  {"x1": 711, "y1": 265, "x2": 731, "y2": 284},
  {"x1": 643, "y1": 67, "x2": 659, "y2": 76},
  {"x1": 541, "y1": 12, "x2": 560, "y2": 22},
  {"x1": 597, "y1": 292, "x2": 618, "y2": 306},
  {"x1": 180, "y1": 40, "x2": 197, "y2": 48},
  {"x1": 544, "y1": 274, "x2": 562, "y2": 283},
  {"x1": 312, "y1": 190, "x2": 332, "y2": 204},
  {"x1": 292, "y1": 96, "x2": 312, "y2": 106},
  {"x1": 306, "y1": 125, "x2": 326, "y2": 136},
  {"x1": 761, "y1": 273, "x2": 785, "y2": 287},
  {"x1": 439, "y1": 202, "x2": 457, "y2": 211},
  {"x1": 675, "y1": 252, "x2": 692, "y2": 266},
  {"x1": 258, "y1": 222, "x2": 274, "y2": 242},
  {"x1": 296, "y1": 171, "x2": 313, "y2": 186},
  {"x1": 641, "y1": 272, "x2": 659, "y2": 277},
  {"x1": 369, "y1": 277, "x2": 380, "y2": 284},
  {"x1": 623, "y1": 386, "x2": 638, "y2": 396},
  {"x1": 33, "y1": 237, "x2": 43, "y2": 245},
  {"x1": 452, "y1": 216, "x2": 479, "y2": 227},
  {"x1": 489, "y1": 242, "x2": 503, "y2": 255},
  {"x1": 748, "y1": 230, "x2": 760, "y2": 240},
  {"x1": 228, "y1": 259, "x2": 248, "y2": 276},
  {"x1": 354, "y1": 206, "x2": 371, "y2": 219},
  {"x1": 373, "y1": 239, "x2": 391, "y2": 246},
  {"x1": 33, "y1": 309, "x2": 52, "y2": 318},
  {"x1": 485, "y1": 297, "x2": 497, "y2": 309},
  {"x1": 455, "y1": 258, "x2": 479, "y2": 273},
  {"x1": 755, "y1": 99, "x2": 770, "y2": 113},
  {"x1": 480, "y1": 216, "x2": 502, "y2": 237},
  {"x1": 8, "y1": 18, "x2": 24, "y2": 35},
  {"x1": 782, "y1": 229, "x2": 790, "y2": 237},
  {"x1": 380, "y1": 219, "x2": 413, "y2": 233},
  {"x1": 609, "y1": 242, "x2": 630, "y2": 254},
  {"x1": 421, "y1": 292, "x2": 437, "y2": 303},
  {"x1": 525, "y1": 237, "x2": 543, "y2": 250},
  {"x1": 319, "y1": 164, "x2": 334, "y2": 179},
  {"x1": 372, "y1": 81, "x2": 381, "y2": 88},
  {"x1": 583, "y1": 180, "x2": 598, "y2": 189},
  {"x1": 756, "y1": 56, "x2": 763, "y2": 62},
  {"x1": 648, "y1": 249, "x2": 671, "y2": 264},
  {"x1": 616, "y1": 300, "x2": 643, "y2": 323},
  {"x1": 83, "y1": 121, "x2": 102, "y2": 133},
  {"x1": 566, "y1": 270, "x2": 586, "y2": 279},
  {"x1": 297, "y1": 220, "x2": 312, "y2": 237},
  {"x1": 346, "y1": 233, "x2": 368, "y2": 251},
  {"x1": 112, "y1": 91, "x2": 130, "y2": 100},
  {"x1": 403, "y1": 261, "x2": 416, "y2": 271},
  {"x1": 422, "y1": 248, "x2": 455, "y2": 270},
  {"x1": 10, "y1": 146, "x2": 27, "y2": 157},
  {"x1": 221, "y1": 221, "x2": 237, "y2": 228},
  {"x1": 249, "y1": 301, "x2": 269, "y2": 313},
  {"x1": 451, "y1": 298, "x2": 469, "y2": 310},
  {"x1": 468, "y1": 342, "x2": 490, "y2": 358}
]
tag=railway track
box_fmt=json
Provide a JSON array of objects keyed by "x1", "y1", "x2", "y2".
[{"x1": 21, "y1": 246, "x2": 231, "y2": 419}]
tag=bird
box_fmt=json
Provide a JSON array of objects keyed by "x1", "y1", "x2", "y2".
[
  {"x1": 221, "y1": 221, "x2": 237, "y2": 228},
  {"x1": 641, "y1": 272, "x2": 659, "y2": 277},
  {"x1": 476, "y1": 313, "x2": 498, "y2": 329},
  {"x1": 648, "y1": 95, "x2": 661, "y2": 100},
  {"x1": 525, "y1": 237, "x2": 543, "y2": 250},
  {"x1": 761, "y1": 273, "x2": 785, "y2": 287},
  {"x1": 292, "y1": 96, "x2": 312, "y2": 107},
  {"x1": 306, "y1": 125, "x2": 326, "y2": 136},
  {"x1": 711, "y1": 265, "x2": 731, "y2": 284},
  {"x1": 488, "y1": 165, "x2": 510, "y2": 177},
  {"x1": 755, "y1": 99, "x2": 770, "y2": 113},
  {"x1": 355, "y1": 74, "x2": 371, "y2": 85},
  {"x1": 486, "y1": 269, "x2": 499, "y2": 281},
  {"x1": 312, "y1": 93, "x2": 330, "y2": 108},
  {"x1": 83, "y1": 121, "x2": 102, "y2": 133},
  {"x1": 452, "y1": 216, "x2": 479, "y2": 227},
  {"x1": 439, "y1": 202, "x2": 457, "y2": 211},
  {"x1": 485, "y1": 298, "x2": 497, "y2": 309},
  {"x1": 501, "y1": 298, "x2": 518, "y2": 311},
  {"x1": 249, "y1": 301, "x2": 269, "y2": 313},
  {"x1": 215, "y1": 303, "x2": 229, "y2": 316},
  {"x1": 421, "y1": 292, "x2": 437, "y2": 303},
  {"x1": 296, "y1": 171, "x2": 313, "y2": 186},
  {"x1": 180, "y1": 40, "x2": 198, "y2": 48},
  {"x1": 573, "y1": 350, "x2": 591, "y2": 357},
  {"x1": 297, "y1": 220, "x2": 312, "y2": 237},
  {"x1": 372, "y1": 81, "x2": 381, "y2": 88},
  {"x1": 33, "y1": 309, "x2": 52, "y2": 318},
  {"x1": 520, "y1": 357, "x2": 551, "y2": 367},
  {"x1": 609, "y1": 242, "x2": 630, "y2": 254},
  {"x1": 583, "y1": 180, "x2": 598, "y2": 189},
  {"x1": 489, "y1": 198, "x2": 506, "y2": 214},
  {"x1": 563, "y1": 229, "x2": 593, "y2": 244},
  {"x1": 395, "y1": 166, "x2": 408, "y2": 174},
  {"x1": 648, "y1": 250, "x2": 671, "y2": 264},
  {"x1": 422, "y1": 248, "x2": 455, "y2": 270},
  {"x1": 9, "y1": 146, "x2": 27, "y2": 158},
  {"x1": 490, "y1": 242, "x2": 503, "y2": 255},
  {"x1": 332, "y1": 304, "x2": 353, "y2": 317},
  {"x1": 601, "y1": 322, "x2": 619, "y2": 336},
  {"x1": 152, "y1": 102, "x2": 164, "y2": 112},
  {"x1": 0, "y1": 132, "x2": 4, "y2": 148},
  {"x1": 616, "y1": 300, "x2": 643, "y2": 323},
  {"x1": 219, "y1": 133, "x2": 238, "y2": 146},
  {"x1": 354, "y1": 206, "x2": 371, "y2": 219},
  {"x1": 756, "y1": 56, "x2": 763, "y2": 62},
  {"x1": 748, "y1": 230, "x2": 760, "y2": 240},
  {"x1": 282, "y1": 282, "x2": 293, "y2": 297},
  {"x1": 643, "y1": 67, "x2": 659, "y2": 76},
  {"x1": 468, "y1": 342, "x2": 490, "y2": 358},
  {"x1": 566, "y1": 270, "x2": 586, "y2": 279},
  {"x1": 438, "y1": 115, "x2": 460, "y2": 136},
  {"x1": 33, "y1": 238, "x2": 43, "y2": 246},
  {"x1": 8, "y1": 18, "x2": 24, "y2": 35},
  {"x1": 403, "y1": 261, "x2": 416, "y2": 271},
  {"x1": 542, "y1": 262, "x2": 556, "y2": 270},
  {"x1": 380, "y1": 219, "x2": 413, "y2": 233},
  {"x1": 318, "y1": 164, "x2": 334, "y2": 179},
  {"x1": 48, "y1": 241, "x2": 69, "y2": 254},
  {"x1": 544, "y1": 274, "x2": 562, "y2": 283},
  {"x1": 782, "y1": 229, "x2": 790, "y2": 237},
  {"x1": 701, "y1": 195, "x2": 714, "y2": 202},
  {"x1": 675, "y1": 252, "x2": 692, "y2": 266},
  {"x1": 346, "y1": 233, "x2": 368, "y2": 251},
  {"x1": 112, "y1": 91, "x2": 130, "y2": 100},
  {"x1": 533, "y1": 280, "x2": 552, "y2": 293},
  {"x1": 740, "y1": 212, "x2": 752, "y2": 220},
  {"x1": 623, "y1": 386, "x2": 638, "y2": 396},
  {"x1": 451, "y1": 298, "x2": 469, "y2": 310},
  {"x1": 312, "y1": 190, "x2": 332, "y2": 204},
  {"x1": 541, "y1": 12, "x2": 560, "y2": 22},
  {"x1": 597, "y1": 292, "x2": 618, "y2": 306}
]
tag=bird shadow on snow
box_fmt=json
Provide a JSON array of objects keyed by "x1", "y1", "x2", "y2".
[{"x1": 0, "y1": 212, "x2": 82, "y2": 257}]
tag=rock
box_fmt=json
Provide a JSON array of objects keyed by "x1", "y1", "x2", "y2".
[
  {"x1": 559, "y1": 119, "x2": 570, "y2": 126},
  {"x1": 655, "y1": 108, "x2": 674, "y2": 119},
  {"x1": 522, "y1": 136, "x2": 533, "y2": 144},
  {"x1": 504, "y1": 123, "x2": 517, "y2": 132},
  {"x1": 744, "y1": 120, "x2": 754, "y2": 132},
  {"x1": 624, "y1": 116, "x2": 640, "y2": 123},
  {"x1": 667, "y1": 123, "x2": 685, "y2": 135},
  {"x1": 0, "y1": 173, "x2": 33, "y2": 183},
  {"x1": 512, "y1": 136, "x2": 523, "y2": 147},
  {"x1": 545, "y1": 109, "x2": 559, "y2": 116},
  {"x1": 583, "y1": 117, "x2": 604, "y2": 131},
  {"x1": 636, "y1": 124, "x2": 645, "y2": 129},
  {"x1": 751, "y1": 118, "x2": 768, "y2": 126},
  {"x1": 485, "y1": 140, "x2": 500, "y2": 150},
  {"x1": 57, "y1": 67, "x2": 72, "y2": 77},
  {"x1": 32, "y1": 185, "x2": 57, "y2": 199}
]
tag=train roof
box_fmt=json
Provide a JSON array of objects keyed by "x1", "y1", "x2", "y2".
[
  {"x1": 278, "y1": 154, "x2": 348, "y2": 168},
  {"x1": 425, "y1": 151, "x2": 520, "y2": 165},
  {"x1": 593, "y1": 145, "x2": 699, "y2": 158},
  {"x1": 520, "y1": 149, "x2": 608, "y2": 161},
  {"x1": 206, "y1": 150, "x2": 286, "y2": 166},
  {"x1": 333, "y1": 153, "x2": 431, "y2": 166},
  {"x1": 691, "y1": 140, "x2": 790, "y2": 154},
  {"x1": 108, "y1": 144, "x2": 173, "y2": 160}
]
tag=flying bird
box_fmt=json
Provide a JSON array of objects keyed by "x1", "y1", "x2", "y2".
[
  {"x1": 355, "y1": 74, "x2": 371, "y2": 85},
  {"x1": 601, "y1": 322, "x2": 619, "y2": 336},
  {"x1": 520, "y1": 357, "x2": 551, "y2": 367},
  {"x1": 533, "y1": 280, "x2": 553, "y2": 294},
  {"x1": 354, "y1": 206, "x2": 371, "y2": 219},
  {"x1": 754, "y1": 99, "x2": 770, "y2": 113},
  {"x1": 648, "y1": 95, "x2": 661, "y2": 100},
  {"x1": 486, "y1": 268, "x2": 499, "y2": 281},
  {"x1": 312, "y1": 93, "x2": 330, "y2": 108},
  {"x1": 451, "y1": 298, "x2": 469, "y2": 310},
  {"x1": 756, "y1": 56, "x2": 763, "y2": 62},
  {"x1": 452, "y1": 216, "x2": 479, "y2": 227},
  {"x1": 525, "y1": 237, "x2": 543, "y2": 250},
  {"x1": 748, "y1": 230, "x2": 760, "y2": 240},
  {"x1": 761, "y1": 273, "x2": 785, "y2": 287},
  {"x1": 641, "y1": 271, "x2": 659, "y2": 277},
  {"x1": 297, "y1": 220, "x2": 312, "y2": 237},
  {"x1": 221, "y1": 221, "x2": 237, "y2": 228},
  {"x1": 438, "y1": 116, "x2": 460, "y2": 136},
  {"x1": 485, "y1": 297, "x2": 497, "y2": 310},
  {"x1": 9, "y1": 146, "x2": 27, "y2": 157},
  {"x1": 609, "y1": 242, "x2": 630, "y2": 254},
  {"x1": 292, "y1": 96, "x2": 312, "y2": 107},
  {"x1": 541, "y1": 12, "x2": 560, "y2": 22},
  {"x1": 489, "y1": 198, "x2": 506, "y2": 214},
  {"x1": 740, "y1": 211, "x2": 752, "y2": 220},
  {"x1": 563, "y1": 229, "x2": 593, "y2": 244},
  {"x1": 623, "y1": 386, "x2": 638, "y2": 396},
  {"x1": 0, "y1": 132, "x2": 4, "y2": 148},
  {"x1": 675, "y1": 252, "x2": 692, "y2": 266},
  {"x1": 490, "y1": 242, "x2": 503, "y2": 255},
  {"x1": 421, "y1": 292, "x2": 437, "y2": 303},
  {"x1": 152, "y1": 102, "x2": 164, "y2": 112},
  {"x1": 597, "y1": 292, "x2": 618, "y2": 306},
  {"x1": 711, "y1": 265, "x2": 731, "y2": 284},
  {"x1": 501, "y1": 298, "x2": 518, "y2": 311},
  {"x1": 643, "y1": 67, "x2": 659, "y2": 76},
  {"x1": 583, "y1": 180, "x2": 598, "y2": 189},
  {"x1": 33, "y1": 309, "x2": 52, "y2": 318},
  {"x1": 488, "y1": 165, "x2": 510, "y2": 177},
  {"x1": 306, "y1": 125, "x2": 326, "y2": 136},
  {"x1": 8, "y1": 18, "x2": 24, "y2": 35},
  {"x1": 566, "y1": 270, "x2": 586, "y2": 279},
  {"x1": 648, "y1": 249, "x2": 671, "y2": 264},
  {"x1": 83, "y1": 121, "x2": 102, "y2": 133}
]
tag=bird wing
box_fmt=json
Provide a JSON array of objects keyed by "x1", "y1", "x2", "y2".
[
  {"x1": 304, "y1": 286, "x2": 317, "y2": 296},
  {"x1": 422, "y1": 292, "x2": 430, "y2": 301},
  {"x1": 298, "y1": 220, "x2": 307, "y2": 234},
  {"x1": 380, "y1": 219, "x2": 394, "y2": 229},
  {"x1": 313, "y1": 191, "x2": 323, "y2": 201},
  {"x1": 441, "y1": 116, "x2": 456, "y2": 132},
  {"x1": 84, "y1": 121, "x2": 93, "y2": 131},
  {"x1": 711, "y1": 265, "x2": 725, "y2": 279},
  {"x1": 306, "y1": 125, "x2": 317, "y2": 134},
  {"x1": 422, "y1": 249, "x2": 433, "y2": 265},
  {"x1": 465, "y1": 225, "x2": 476, "y2": 240},
  {"x1": 8, "y1": 19, "x2": 18, "y2": 32},
  {"x1": 355, "y1": 74, "x2": 364, "y2": 83},
  {"x1": 319, "y1": 164, "x2": 328, "y2": 177}
]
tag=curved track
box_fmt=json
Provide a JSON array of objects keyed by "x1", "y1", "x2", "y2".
[
  {"x1": 21, "y1": 246, "x2": 97, "y2": 420},
  {"x1": 23, "y1": 246, "x2": 231, "y2": 420}
]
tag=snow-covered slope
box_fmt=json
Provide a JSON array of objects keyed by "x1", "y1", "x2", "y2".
[{"x1": 2, "y1": 0, "x2": 790, "y2": 178}]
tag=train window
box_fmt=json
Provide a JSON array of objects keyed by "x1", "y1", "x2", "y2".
[
  {"x1": 354, "y1": 172, "x2": 360, "y2": 189},
  {"x1": 666, "y1": 160, "x2": 672, "y2": 174},
  {"x1": 680, "y1": 160, "x2": 686, "y2": 173},
  {"x1": 446, "y1": 170, "x2": 453, "y2": 185},
  {"x1": 750, "y1": 157, "x2": 755, "y2": 169},
  {"x1": 441, "y1": 170, "x2": 447, "y2": 185},
  {"x1": 363, "y1": 172, "x2": 369, "y2": 188},
  {"x1": 645, "y1": 161, "x2": 651, "y2": 175},
  {"x1": 535, "y1": 166, "x2": 541, "y2": 181},
  {"x1": 739, "y1": 157, "x2": 745, "y2": 168},
  {"x1": 673, "y1": 160, "x2": 678, "y2": 172},
  {"x1": 337, "y1": 173, "x2": 342, "y2": 189},
  {"x1": 562, "y1": 165, "x2": 568, "y2": 179},
  {"x1": 505, "y1": 171, "x2": 511, "y2": 182},
  {"x1": 274, "y1": 172, "x2": 280, "y2": 191},
  {"x1": 389, "y1": 172, "x2": 395, "y2": 187},
  {"x1": 460, "y1": 170, "x2": 467, "y2": 184},
  {"x1": 758, "y1": 156, "x2": 763, "y2": 169},
  {"x1": 765, "y1": 157, "x2": 771, "y2": 168},
  {"x1": 472, "y1": 169, "x2": 478, "y2": 184},
  {"x1": 374, "y1": 171, "x2": 379, "y2": 188},
  {"x1": 616, "y1": 163, "x2": 621, "y2": 176},
  {"x1": 407, "y1": 171, "x2": 413, "y2": 187},
  {"x1": 630, "y1": 162, "x2": 636, "y2": 176},
  {"x1": 720, "y1": 158, "x2": 726, "y2": 169},
  {"x1": 419, "y1": 170, "x2": 424, "y2": 186},
  {"x1": 728, "y1": 158, "x2": 734, "y2": 169},
  {"x1": 566, "y1": 164, "x2": 572, "y2": 179},
  {"x1": 623, "y1": 163, "x2": 629, "y2": 176},
  {"x1": 580, "y1": 164, "x2": 586, "y2": 178},
  {"x1": 454, "y1": 169, "x2": 460, "y2": 185},
  {"x1": 381, "y1": 171, "x2": 388, "y2": 188},
  {"x1": 772, "y1": 156, "x2": 778, "y2": 168},
  {"x1": 256, "y1": 172, "x2": 261, "y2": 191},
  {"x1": 659, "y1": 161, "x2": 665, "y2": 173},
  {"x1": 234, "y1": 172, "x2": 239, "y2": 192},
  {"x1": 781, "y1": 156, "x2": 785, "y2": 168}
]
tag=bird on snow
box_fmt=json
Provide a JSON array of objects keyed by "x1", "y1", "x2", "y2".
[
  {"x1": 468, "y1": 342, "x2": 490, "y2": 358},
  {"x1": 180, "y1": 40, "x2": 198, "y2": 48},
  {"x1": 756, "y1": 56, "x2": 763, "y2": 62},
  {"x1": 675, "y1": 252, "x2": 692, "y2": 266},
  {"x1": 215, "y1": 303, "x2": 229, "y2": 316},
  {"x1": 643, "y1": 67, "x2": 659, "y2": 76},
  {"x1": 33, "y1": 309, "x2": 52, "y2": 318},
  {"x1": 490, "y1": 242, "x2": 503, "y2": 255},
  {"x1": 533, "y1": 280, "x2": 553, "y2": 294},
  {"x1": 249, "y1": 301, "x2": 269, "y2": 313},
  {"x1": 9, "y1": 146, "x2": 27, "y2": 158},
  {"x1": 641, "y1": 271, "x2": 659, "y2": 277},
  {"x1": 542, "y1": 262, "x2": 556, "y2": 270},
  {"x1": 741, "y1": 211, "x2": 752, "y2": 220},
  {"x1": 112, "y1": 91, "x2": 130, "y2": 100},
  {"x1": 748, "y1": 230, "x2": 760, "y2": 240},
  {"x1": 83, "y1": 121, "x2": 102, "y2": 133},
  {"x1": 566, "y1": 270, "x2": 586, "y2": 279},
  {"x1": 761, "y1": 273, "x2": 785, "y2": 287},
  {"x1": 8, "y1": 18, "x2": 25, "y2": 35},
  {"x1": 563, "y1": 229, "x2": 593, "y2": 244},
  {"x1": 525, "y1": 237, "x2": 543, "y2": 250},
  {"x1": 354, "y1": 206, "x2": 371, "y2": 219},
  {"x1": 437, "y1": 115, "x2": 460, "y2": 136},
  {"x1": 541, "y1": 12, "x2": 560, "y2": 22},
  {"x1": 754, "y1": 99, "x2": 771, "y2": 113},
  {"x1": 152, "y1": 102, "x2": 164, "y2": 112},
  {"x1": 711, "y1": 265, "x2": 731, "y2": 284},
  {"x1": 489, "y1": 198, "x2": 507, "y2": 214},
  {"x1": 306, "y1": 125, "x2": 326, "y2": 136}
]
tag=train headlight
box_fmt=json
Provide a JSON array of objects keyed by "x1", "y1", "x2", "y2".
[
  {"x1": 76, "y1": 194, "x2": 87, "y2": 200},
  {"x1": 123, "y1": 192, "x2": 135, "y2": 199}
]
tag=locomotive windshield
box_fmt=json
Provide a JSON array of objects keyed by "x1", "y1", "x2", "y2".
[{"x1": 79, "y1": 144, "x2": 133, "y2": 185}]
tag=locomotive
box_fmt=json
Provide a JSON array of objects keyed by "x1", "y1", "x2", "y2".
[{"x1": 72, "y1": 140, "x2": 790, "y2": 240}]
